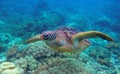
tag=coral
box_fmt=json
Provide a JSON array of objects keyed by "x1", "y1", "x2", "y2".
[
  {"x1": 9, "y1": 56, "x2": 38, "y2": 73},
  {"x1": 5, "y1": 38, "x2": 118, "y2": 74},
  {"x1": 21, "y1": 41, "x2": 78, "y2": 61},
  {"x1": 88, "y1": 46, "x2": 111, "y2": 58},
  {"x1": 0, "y1": 33, "x2": 24, "y2": 54},
  {"x1": 106, "y1": 42, "x2": 120, "y2": 57},
  {"x1": 14, "y1": 58, "x2": 28, "y2": 71},
  {"x1": 0, "y1": 62, "x2": 15, "y2": 72},
  {"x1": 6, "y1": 46, "x2": 17, "y2": 59},
  {"x1": 87, "y1": 46, "x2": 112, "y2": 67},
  {"x1": 7, "y1": 37, "x2": 23, "y2": 48},
  {"x1": 0, "y1": 33, "x2": 13, "y2": 51},
  {"x1": 34, "y1": 57, "x2": 92, "y2": 74},
  {"x1": 106, "y1": 42, "x2": 120, "y2": 48},
  {"x1": 24, "y1": 56, "x2": 38, "y2": 70},
  {"x1": 6, "y1": 41, "x2": 80, "y2": 73},
  {"x1": 22, "y1": 41, "x2": 59, "y2": 59},
  {"x1": 6, "y1": 55, "x2": 38, "y2": 73},
  {"x1": 0, "y1": 62, "x2": 23, "y2": 74},
  {"x1": 97, "y1": 58, "x2": 111, "y2": 67}
]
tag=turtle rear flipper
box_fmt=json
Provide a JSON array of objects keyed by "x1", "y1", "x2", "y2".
[{"x1": 72, "y1": 31, "x2": 114, "y2": 43}]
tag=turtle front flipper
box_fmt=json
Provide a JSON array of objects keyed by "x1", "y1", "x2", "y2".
[
  {"x1": 26, "y1": 34, "x2": 42, "y2": 43},
  {"x1": 72, "y1": 31, "x2": 114, "y2": 43}
]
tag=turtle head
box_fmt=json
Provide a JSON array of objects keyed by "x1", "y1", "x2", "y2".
[
  {"x1": 26, "y1": 31, "x2": 57, "y2": 43},
  {"x1": 41, "y1": 31, "x2": 57, "y2": 41}
]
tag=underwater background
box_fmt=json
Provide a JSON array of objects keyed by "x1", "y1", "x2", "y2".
[{"x1": 0, "y1": 0, "x2": 120, "y2": 74}]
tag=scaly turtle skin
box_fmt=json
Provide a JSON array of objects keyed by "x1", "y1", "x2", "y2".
[{"x1": 26, "y1": 27, "x2": 113, "y2": 52}]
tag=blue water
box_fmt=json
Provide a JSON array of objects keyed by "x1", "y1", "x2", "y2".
[{"x1": 0, "y1": 0, "x2": 120, "y2": 74}]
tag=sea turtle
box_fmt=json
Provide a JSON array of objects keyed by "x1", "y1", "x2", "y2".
[{"x1": 26, "y1": 27, "x2": 113, "y2": 52}]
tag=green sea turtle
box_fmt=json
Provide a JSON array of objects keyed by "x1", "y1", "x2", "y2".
[{"x1": 26, "y1": 27, "x2": 113, "y2": 52}]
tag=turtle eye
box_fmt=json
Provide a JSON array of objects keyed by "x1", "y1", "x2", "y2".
[
  {"x1": 43, "y1": 34, "x2": 48, "y2": 38},
  {"x1": 43, "y1": 32, "x2": 56, "y2": 40},
  {"x1": 43, "y1": 34, "x2": 49, "y2": 40}
]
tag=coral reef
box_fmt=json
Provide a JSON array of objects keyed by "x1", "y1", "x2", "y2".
[
  {"x1": 6, "y1": 41, "x2": 80, "y2": 73},
  {"x1": 13, "y1": 56, "x2": 38, "y2": 72},
  {"x1": 88, "y1": 46, "x2": 112, "y2": 66},
  {"x1": 6, "y1": 46, "x2": 17, "y2": 59},
  {"x1": 4, "y1": 40, "x2": 120, "y2": 74},
  {"x1": 106, "y1": 42, "x2": 120, "y2": 57},
  {"x1": 34, "y1": 58, "x2": 92, "y2": 74},
  {"x1": 0, "y1": 62, "x2": 23, "y2": 74},
  {"x1": 0, "y1": 33, "x2": 24, "y2": 51}
]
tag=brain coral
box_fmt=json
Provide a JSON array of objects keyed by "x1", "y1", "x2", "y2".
[{"x1": 0, "y1": 62, "x2": 23, "y2": 74}]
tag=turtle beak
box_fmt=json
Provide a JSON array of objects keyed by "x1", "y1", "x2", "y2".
[{"x1": 40, "y1": 35, "x2": 44, "y2": 40}]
